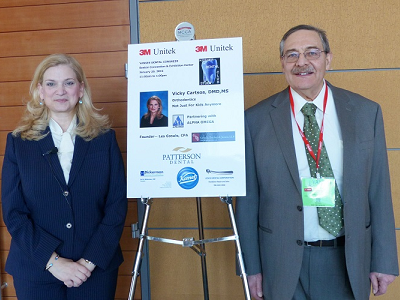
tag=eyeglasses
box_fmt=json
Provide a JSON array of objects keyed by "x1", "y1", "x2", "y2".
[{"x1": 282, "y1": 49, "x2": 326, "y2": 63}]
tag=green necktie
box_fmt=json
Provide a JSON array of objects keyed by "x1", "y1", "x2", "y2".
[{"x1": 301, "y1": 103, "x2": 344, "y2": 236}]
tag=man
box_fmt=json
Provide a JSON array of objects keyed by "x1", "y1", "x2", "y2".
[{"x1": 236, "y1": 25, "x2": 398, "y2": 300}]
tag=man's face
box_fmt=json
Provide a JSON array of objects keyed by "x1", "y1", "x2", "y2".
[{"x1": 281, "y1": 29, "x2": 332, "y2": 101}]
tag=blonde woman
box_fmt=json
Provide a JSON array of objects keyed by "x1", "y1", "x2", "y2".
[
  {"x1": 140, "y1": 95, "x2": 168, "y2": 127},
  {"x1": 2, "y1": 54, "x2": 127, "y2": 300}
]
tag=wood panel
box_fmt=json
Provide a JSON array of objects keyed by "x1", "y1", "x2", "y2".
[
  {"x1": 0, "y1": 0, "x2": 129, "y2": 32},
  {"x1": 0, "y1": 81, "x2": 30, "y2": 107},
  {"x1": 119, "y1": 250, "x2": 136, "y2": 275},
  {"x1": 0, "y1": 107, "x2": 25, "y2": 131},
  {"x1": 125, "y1": 199, "x2": 138, "y2": 225},
  {"x1": 0, "y1": 227, "x2": 11, "y2": 252},
  {"x1": 1, "y1": 273, "x2": 15, "y2": 297},
  {"x1": 0, "y1": 251, "x2": 6, "y2": 273},
  {"x1": 0, "y1": 131, "x2": 8, "y2": 155},
  {"x1": 0, "y1": 206, "x2": 4, "y2": 227},
  {"x1": 0, "y1": 0, "x2": 99, "y2": 8},
  {"x1": 115, "y1": 127, "x2": 128, "y2": 153},
  {"x1": 101, "y1": 102, "x2": 127, "y2": 128},
  {"x1": 0, "y1": 26, "x2": 129, "y2": 58},
  {"x1": 116, "y1": 275, "x2": 141, "y2": 300},
  {"x1": 90, "y1": 78, "x2": 127, "y2": 104},
  {"x1": 0, "y1": 51, "x2": 127, "y2": 82},
  {"x1": 139, "y1": 0, "x2": 400, "y2": 72},
  {"x1": 120, "y1": 227, "x2": 139, "y2": 251},
  {"x1": 0, "y1": 158, "x2": 3, "y2": 181}
]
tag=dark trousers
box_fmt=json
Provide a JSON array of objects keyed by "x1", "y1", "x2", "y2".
[
  {"x1": 292, "y1": 246, "x2": 355, "y2": 300},
  {"x1": 13, "y1": 267, "x2": 118, "y2": 300}
]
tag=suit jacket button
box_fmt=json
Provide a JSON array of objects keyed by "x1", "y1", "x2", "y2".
[
  {"x1": 297, "y1": 205, "x2": 303, "y2": 211},
  {"x1": 66, "y1": 223, "x2": 72, "y2": 229},
  {"x1": 63, "y1": 191, "x2": 69, "y2": 197},
  {"x1": 297, "y1": 240, "x2": 303, "y2": 246}
]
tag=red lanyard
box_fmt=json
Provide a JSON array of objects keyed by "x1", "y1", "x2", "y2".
[{"x1": 289, "y1": 84, "x2": 328, "y2": 176}]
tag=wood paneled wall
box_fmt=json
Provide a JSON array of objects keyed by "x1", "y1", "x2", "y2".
[
  {"x1": 137, "y1": 0, "x2": 400, "y2": 299},
  {"x1": 0, "y1": 1, "x2": 139, "y2": 299}
]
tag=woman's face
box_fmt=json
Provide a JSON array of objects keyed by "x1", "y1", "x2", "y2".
[
  {"x1": 148, "y1": 99, "x2": 160, "y2": 113},
  {"x1": 38, "y1": 64, "x2": 84, "y2": 119}
]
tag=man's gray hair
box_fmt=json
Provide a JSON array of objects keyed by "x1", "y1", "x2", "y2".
[{"x1": 279, "y1": 24, "x2": 331, "y2": 56}]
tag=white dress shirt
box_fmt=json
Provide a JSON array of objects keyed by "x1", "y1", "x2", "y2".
[
  {"x1": 290, "y1": 81, "x2": 343, "y2": 241},
  {"x1": 49, "y1": 115, "x2": 76, "y2": 184}
]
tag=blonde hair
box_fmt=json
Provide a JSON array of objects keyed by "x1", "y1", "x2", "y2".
[
  {"x1": 143, "y1": 95, "x2": 164, "y2": 119},
  {"x1": 13, "y1": 54, "x2": 110, "y2": 141}
]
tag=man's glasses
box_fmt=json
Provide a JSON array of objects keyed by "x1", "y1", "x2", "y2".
[{"x1": 282, "y1": 49, "x2": 326, "y2": 63}]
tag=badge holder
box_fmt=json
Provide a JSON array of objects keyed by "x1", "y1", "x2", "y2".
[{"x1": 128, "y1": 196, "x2": 251, "y2": 300}]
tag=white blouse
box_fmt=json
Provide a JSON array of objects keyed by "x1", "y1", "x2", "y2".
[{"x1": 49, "y1": 115, "x2": 76, "y2": 184}]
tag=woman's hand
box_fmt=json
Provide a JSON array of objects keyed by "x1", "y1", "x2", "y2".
[
  {"x1": 77, "y1": 258, "x2": 96, "y2": 272},
  {"x1": 47, "y1": 256, "x2": 92, "y2": 288}
]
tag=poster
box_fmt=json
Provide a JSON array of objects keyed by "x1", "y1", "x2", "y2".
[{"x1": 127, "y1": 37, "x2": 245, "y2": 198}]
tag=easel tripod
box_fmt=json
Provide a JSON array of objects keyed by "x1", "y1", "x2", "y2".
[{"x1": 127, "y1": 196, "x2": 251, "y2": 300}]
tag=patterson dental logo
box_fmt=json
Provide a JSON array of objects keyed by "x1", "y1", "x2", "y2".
[
  {"x1": 163, "y1": 147, "x2": 201, "y2": 165},
  {"x1": 177, "y1": 167, "x2": 199, "y2": 190}
]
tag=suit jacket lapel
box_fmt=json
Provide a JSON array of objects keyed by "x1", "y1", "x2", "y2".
[
  {"x1": 68, "y1": 135, "x2": 89, "y2": 187},
  {"x1": 329, "y1": 83, "x2": 356, "y2": 198},
  {"x1": 38, "y1": 130, "x2": 67, "y2": 187},
  {"x1": 270, "y1": 88, "x2": 302, "y2": 194}
]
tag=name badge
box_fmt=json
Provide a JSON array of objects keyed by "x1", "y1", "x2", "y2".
[{"x1": 301, "y1": 177, "x2": 335, "y2": 207}]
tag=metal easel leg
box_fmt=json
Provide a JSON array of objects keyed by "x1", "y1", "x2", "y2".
[
  {"x1": 128, "y1": 197, "x2": 152, "y2": 300},
  {"x1": 196, "y1": 197, "x2": 209, "y2": 300},
  {"x1": 222, "y1": 197, "x2": 251, "y2": 300}
]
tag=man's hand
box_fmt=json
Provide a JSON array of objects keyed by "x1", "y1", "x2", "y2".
[
  {"x1": 248, "y1": 273, "x2": 263, "y2": 299},
  {"x1": 370, "y1": 272, "x2": 396, "y2": 296}
]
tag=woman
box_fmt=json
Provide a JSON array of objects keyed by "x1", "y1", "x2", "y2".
[
  {"x1": 1, "y1": 54, "x2": 127, "y2": 299},
  {"x1": 140, "y1": 95, "x2": 168, "y2": 127}
]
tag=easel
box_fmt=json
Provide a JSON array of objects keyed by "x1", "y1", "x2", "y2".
[{"x1": 128, "y1": 196, "x2": 251, "y2": 300}]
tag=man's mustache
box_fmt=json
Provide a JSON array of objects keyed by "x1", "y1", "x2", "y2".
[{"x1": 292, "y1": 66, "x2": 315, "y2": 74}]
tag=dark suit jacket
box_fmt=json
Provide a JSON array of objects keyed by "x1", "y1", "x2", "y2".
[
  {"x1": 236, "y1": 83, "x2": 399, "y2": 300},
  {"x1": 140, "y1": 114, "x2": 168, "y2": 128},
  {"x1": 1, "y1": 128, "x2": 127, "y2": 281}
]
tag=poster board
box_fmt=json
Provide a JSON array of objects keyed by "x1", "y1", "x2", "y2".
[{"x1": 127, "y1": 37, "x2": 245, "y2": 198}]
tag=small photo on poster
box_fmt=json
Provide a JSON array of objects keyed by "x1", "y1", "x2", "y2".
[
  {"x1": 140, "y1": 91, "x2": 169, "y2": 128},
  {"x1": 199, "y1": 58, "x2": 220, "y2": 85}
]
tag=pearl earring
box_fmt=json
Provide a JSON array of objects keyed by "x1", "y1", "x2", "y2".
[
  {"x1": 79, "y1": 98, "x2": 83, "y2": 104},
  {"x1": 39, "y1": 100, "x2": 43, "y2": 105}
]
